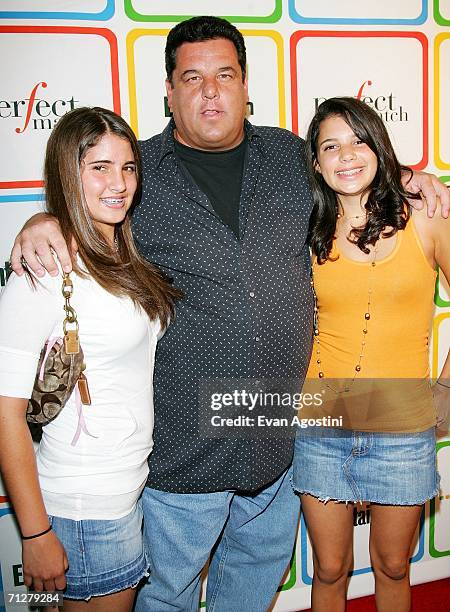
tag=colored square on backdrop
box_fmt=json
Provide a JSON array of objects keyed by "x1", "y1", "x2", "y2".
[
  {"x1": 0, "y1": 511, "x2": 27, "y2": 608},
  {"x1": 0, "y1": 195, "x2": 44, "y2": 292},
  {"x1": 432, "y1": 314, "x2": 450, "y2": 379},
  {"x1": 290, "y1": 31, "x2": 428, "y2": 170},
  {"x1": 127, "y1": 29, "x2": 285, "y2": 139},
  {"x1": 429, "y1": 441, "x2": 450, "y2": 557},
  {"x1": 435, "y1": 270, "x2": 450, "y2": 308},
  {"x1": 434, "y1": 35, "x2": 450, "y2": 169},
  {"x1": 434, "y1": 177, "x2": 450, "y2": 307},
  {"x1": 0, "y1": 0, "x2": 114, "y2": 20},
  {"x1": 124, "y1": 0, "x2": 281, "y2": 23},
  {"x1": 0, "y1": 570, "x2": 4, "y2": 612},
  {"x1": 434, "y1": 0, "x2": 450, "y2": 25},
  {"x1": 0, "y1": 27, "x2": 120, "y2": 190},
  {"x1": 289, "y1": 0, "x2": 427, "y2": 24},
  {"x1": 279, "y1": 553, "x2": 296, "y2": 591}
]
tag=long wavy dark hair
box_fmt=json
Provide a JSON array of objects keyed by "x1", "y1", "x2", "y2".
[
  {"x1": 306, "y1": 97, "x2": 417, "y2": 263},
  {"x1": 44, "y1": 106, "x2": 181, "y2": 328}
]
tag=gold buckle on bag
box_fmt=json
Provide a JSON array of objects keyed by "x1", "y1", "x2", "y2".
[{"x1": 62, "y1": 273, "x2": 80, "y2": 355}]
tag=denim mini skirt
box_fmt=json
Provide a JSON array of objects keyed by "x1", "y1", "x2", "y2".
[
  {"x1": 48, "y1": 500, "x2": 148, "y2": 600},
  {"x1": 293, "y1": 426, "x2": 440, "y2": 505}
]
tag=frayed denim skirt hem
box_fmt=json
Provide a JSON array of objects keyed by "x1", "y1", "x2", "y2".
[
  {"x1": 48, "y1": 500, "x2": 149, "y2": 600},
  {"x1": 292, "y1": 426, "x2": 440, "y2": 505}
]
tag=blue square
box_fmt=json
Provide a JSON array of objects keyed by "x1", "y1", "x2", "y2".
[
  {"x1": 0, "y1": 0, "x2": 114, "y2": 21},
  {"x1": 289, "y1": 0, "x2": 427, "y2": 25}
]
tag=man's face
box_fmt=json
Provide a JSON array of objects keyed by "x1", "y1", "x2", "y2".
[{"x1": 166, "y1": 38, "x2": 249, "y2": 151}]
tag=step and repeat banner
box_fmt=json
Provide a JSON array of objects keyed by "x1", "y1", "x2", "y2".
[{"x1": 0, "y1": 1, "x2": 449, "y2": 610}]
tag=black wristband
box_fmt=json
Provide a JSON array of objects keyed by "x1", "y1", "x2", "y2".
[
  {"x1": 436, "y1": 380, "x2": 450, "y2": 389},
  {"x1": 22, "y1": 525, "x2": 52, "y2": 540}
]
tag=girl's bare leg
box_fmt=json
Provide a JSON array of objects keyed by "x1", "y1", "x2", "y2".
[
  {"x1": 62, "y1": 587, "x2": 136, "y2": 612},
  {"x1": 369, "y1": 504, "x2": 422, "y2": 612},
  {"x1": 300, "y1": 494, "x2": 354, "y2": 612}
]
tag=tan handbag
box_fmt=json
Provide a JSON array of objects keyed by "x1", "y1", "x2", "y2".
[{"x1": 27, "y1": 274, "x2": 91, "y2": 427}]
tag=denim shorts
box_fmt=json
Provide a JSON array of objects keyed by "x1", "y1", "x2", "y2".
[
  {"x1": 48, "y1": 501, "x2": 148, "y2": 600},
  {"x1": 293, "y1": 426, "x2": 440, "y2": 505}
]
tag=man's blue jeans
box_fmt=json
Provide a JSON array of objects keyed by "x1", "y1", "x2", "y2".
[{"x1": 135, "y1": 467, "x2": 299, "y2": 611}]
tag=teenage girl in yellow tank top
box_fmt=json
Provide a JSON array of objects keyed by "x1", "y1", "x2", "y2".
[{"x1": 292, "y1": 97, "x2": 450, "y2": 612}]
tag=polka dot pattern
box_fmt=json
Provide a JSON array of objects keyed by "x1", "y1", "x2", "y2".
[{"x1": 132, "y1": 120, "x2": 315, "y2": 493}]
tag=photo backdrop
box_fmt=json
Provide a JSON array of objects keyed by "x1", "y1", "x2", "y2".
[{"x1": 0, "y1": 1, "x2": 449, "y2": 610}]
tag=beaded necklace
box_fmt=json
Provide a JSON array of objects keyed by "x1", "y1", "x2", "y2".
[{"x1": 310, "y1": 240, "x2": 378, "y2": 395}]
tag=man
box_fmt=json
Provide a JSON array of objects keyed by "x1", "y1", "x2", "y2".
[{"x1": 11, "y1": 16, "x2": 449, "y2": 612}]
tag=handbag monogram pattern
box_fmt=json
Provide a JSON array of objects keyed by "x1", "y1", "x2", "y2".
[{"x1": 26, "y1": 273, "x2": 91, "y2": 426}]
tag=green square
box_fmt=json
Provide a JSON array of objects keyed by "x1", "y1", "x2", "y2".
[
  {"x1": 434, "y1": 0, "x2": 450, "y2": 25},
  {"x1": 124, "y1": 0, "x2": 282, "y2": 23},
  {"x1": 279, "y1": 550, "x2": 296, "y2": 591},
  {"x1": 429, "y1": 440, "x2": 450, "y2": 557},
  {"x1": 434, "y1": 176, "x2": 450, "y2": 307}
]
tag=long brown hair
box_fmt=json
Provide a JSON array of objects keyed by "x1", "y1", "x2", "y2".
[
  {"x1": 44, "y1": 106, "x2": 181, "y2": 328},
  {"x1": 306, "y1": 97, "x2": 418, "y2": 264}
]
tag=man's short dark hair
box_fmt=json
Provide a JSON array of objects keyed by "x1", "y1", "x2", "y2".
[{"x1": 165, "y1": 16, "x2": 247, "y2": 84}]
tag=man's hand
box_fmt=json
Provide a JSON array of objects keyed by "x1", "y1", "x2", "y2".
[
  {"x1": 402, "y1": 170, "x2": 449, "y2": 218},
  {"x1": 10, "y1": 213, "x2": 74, "y2": 277},
  {"x1": 22, "y1": 529, "x2": 69, "y2": 592}
]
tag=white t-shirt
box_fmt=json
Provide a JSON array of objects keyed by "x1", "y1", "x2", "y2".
[{"x1": 0, "y1": 268, "x2": 159, "y2": 520}]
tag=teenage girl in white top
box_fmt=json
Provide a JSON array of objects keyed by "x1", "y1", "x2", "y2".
[{"x1": 0, "y1": 107, "x2": 180, "y2": 611}]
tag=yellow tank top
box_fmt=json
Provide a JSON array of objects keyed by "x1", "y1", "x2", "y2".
[{"x1": 304, "y1": 216, "x2": 437, "y2": 433}]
